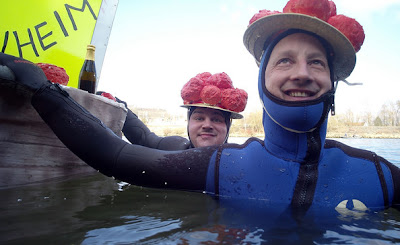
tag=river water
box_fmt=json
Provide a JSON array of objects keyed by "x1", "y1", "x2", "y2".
[{"x1": 1, "y1": 138, "x2": 399, "y2": 244}]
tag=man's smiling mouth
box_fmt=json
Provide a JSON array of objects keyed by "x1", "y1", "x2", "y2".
[{"x1": 287, "y1": 91, "x2": 316, "y2": 97}]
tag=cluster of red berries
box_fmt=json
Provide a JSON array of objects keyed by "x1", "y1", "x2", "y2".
[
  {"x1": 181, "y1": 72, "x2": 247, "y2": 113},
  {"x1": 37, "y1": 63, "x2": 69, "y2": 86},
  {"x1": 248, "y1": 0, "x2": 365, "y2": 52}
]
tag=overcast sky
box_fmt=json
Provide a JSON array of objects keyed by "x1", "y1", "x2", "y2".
[{"x1": 98, "y1": 0, "x2": 400, "y2": 116}]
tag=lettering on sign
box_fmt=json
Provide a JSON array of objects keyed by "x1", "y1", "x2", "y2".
[{"x1": 1, "y1": 0, "x2": 98, "y2": 58}]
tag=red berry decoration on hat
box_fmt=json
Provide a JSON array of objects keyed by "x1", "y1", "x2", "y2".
[
  {"x1": 99, "y1": 92, "x2": 117, "y2": 102},
  {"x1": 181, "y1": 76, "x2": 205, "y2": 103},
  {"x1": 205, "y1": 72, "x2": 234, "y2": 89},
  {"x1": 327, "y1": 0, "x2": 337, "y2": 18},
  {"x1": 248, "y1": 10, "x2": 281, "y2": 26},
  {"x1": 201, "y1": 85, "x2": 221, "y2": 105},
  {"x1": 195, "y1": 72, "x2": 212, "y2": 81},
  {"x1": 283, "y1": 0, "x2": 331, "y2": 21},
  {"x1": 181, "y1": 72, "x2": 247, "y2": 113},
  {"x1": 220, "y1": 88, "x2": 248, "y2": 113},
  {"x1": 248, "y1": 0, "x2": 365, "y2": 52},
  {"x1": 37, "y1": 63, "x2": 69, "y2": 86},
  {"x1": 328, "y1": 15, "x2": 365, "y2": 52}
]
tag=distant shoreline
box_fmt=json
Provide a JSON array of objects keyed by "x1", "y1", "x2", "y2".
[
  {"x1": 326, "y1": 126, "x2": 400, "y2": 139},
  {"x1": 229, "y1": 126, "x2": 400, "y2": 139},
  {"x1": 152, "y1": 125, "x2": 400, "y2": 139}
]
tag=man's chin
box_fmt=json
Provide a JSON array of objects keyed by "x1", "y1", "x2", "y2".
[{"x1": 196, "y1": 139, "x2": 215, "y2": 148}]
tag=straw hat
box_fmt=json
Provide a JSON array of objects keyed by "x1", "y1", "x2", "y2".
[
  {"x1": 180, "y1": 72, "x2": 247, "y2": 119},
  {"x1": 243, "y1": 13, "x2": 356, "y2": 81},
  {"x1": 181, "y1": 103, "x2": 243, "y2": 119}
]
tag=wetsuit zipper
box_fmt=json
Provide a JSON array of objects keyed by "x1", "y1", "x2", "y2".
[{"x1": 291, "y1": 130, "x2": 321, "y2": 214}]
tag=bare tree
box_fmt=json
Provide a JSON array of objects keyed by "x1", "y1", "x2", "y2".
[
  {"x1": 395, "y1": 100, "x2": 400, "y2": 126},
  {"x1": 379, "y1": 104, "x2": 391, "y2": 126}
]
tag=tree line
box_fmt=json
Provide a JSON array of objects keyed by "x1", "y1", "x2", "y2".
[
  {"x1": 230, "y1": 100, "x2": 400, "y2": 136},
  {"x1": 329, "y1": 100, "x2": 400, "y2": 127},
  {"x1": 129, "y1": 100, "x2": 399, "y2": 137}
]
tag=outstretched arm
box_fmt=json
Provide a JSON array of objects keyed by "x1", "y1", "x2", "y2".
[
  {"x1": 122, "y1": 108, "x2": 191, "y2": 150},
  {"x1": 97, "y1": 91, "x2": 191, "y2": 150},
  {"x1": 0, "y1": 53, "x2": 214, "y2": 191},
  {"x1": 32, "y1": 85, "x2": 215, "y2": 190}
]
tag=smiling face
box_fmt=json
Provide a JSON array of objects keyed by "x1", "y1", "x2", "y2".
[
  {"x1": 264, "y1": 33, "x2": 332, "y2": 102},
  {"x1": 188, "y1": 107, "x2": 228, "y2": 148}
]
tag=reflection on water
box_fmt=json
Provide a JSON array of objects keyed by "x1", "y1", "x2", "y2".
[
  {"x1": 334, "y1": 138, "x2": 400, "y2": 166},
  {"x1": 230, "y1": 137, "x2": 400, "y2": 166},
  {"x1": 0, "y1": 173, "x2": 118, "y2": 244},
  {"x1": 82, "y1": 216, "x2": 182, "y2": 244},
  {"x1": 1, "y1": 138, "x2": 400, "y2": 244},
  {"x1": 1, "y1": 172, "x2": 400, "y2": 244}
]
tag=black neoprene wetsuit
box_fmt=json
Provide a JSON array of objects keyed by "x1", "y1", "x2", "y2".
[{"x1": 31, "y1": 84, "x2": 217, "y2": 191}]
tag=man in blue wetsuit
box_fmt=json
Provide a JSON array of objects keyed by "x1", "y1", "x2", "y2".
[
  {"x1": 97, "y1": 72, "x2": 247, "y2": 150},
  {"x1": 0, "y1": 1, "x2": 399, "y2": 214}
]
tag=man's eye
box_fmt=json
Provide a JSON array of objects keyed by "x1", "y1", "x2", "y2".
[
  {"x1": 310, "y1": 59, "x2": 325, "y2": 67},
  {"x1": 212, "y1": 118, "x2": 224, "y2": 123},
  {"x1": 277, "y1": 58, "x2": 291, "y2": 65}
]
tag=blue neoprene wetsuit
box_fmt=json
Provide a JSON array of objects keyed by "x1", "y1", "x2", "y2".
[
  {"x1": 205, "y1": 123, "x2": 399, "y2": 210},
  {"x1": 202, "y1": 34, "x2": 400, "y2": 211}
]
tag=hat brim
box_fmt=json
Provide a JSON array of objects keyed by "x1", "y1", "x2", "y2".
[
  {"x1": 243, "y1": 13, "x2": 356, "y2": 81},
  {"x1": 181, "y1": 103, "x2": 243, "y2": 119}
]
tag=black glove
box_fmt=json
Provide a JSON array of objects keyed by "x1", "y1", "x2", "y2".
[
  {"x1": 115, "y1": 96, "x2": 127, "y2": 108},
  {"x1": 96, "y1": 91, "x2": 128, "y2": 108},
  {"x1": 0, "y1": 52, "x2": 50, "y2": 92}
]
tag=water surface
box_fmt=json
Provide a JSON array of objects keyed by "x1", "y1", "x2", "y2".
[{"x1": 1, "y1": 138, "x2": 399, "y2": 244}]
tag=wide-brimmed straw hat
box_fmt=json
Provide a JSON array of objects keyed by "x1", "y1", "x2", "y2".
[
  {"x1": 181, "y1": 103, "x2": 243, "y2": 119},
  {"x1": 243, "y1": 13, "x2": 356, "y2": 81},
  {"x1": 180, "y1": 72, "x2": 247, "y2": 119}
]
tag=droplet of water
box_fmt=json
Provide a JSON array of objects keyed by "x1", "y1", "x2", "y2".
[
  {"x1": 17, "y1": 198, "x2": 22, "y2": 202},
  {"x1": 164, "y1": 182, "x2": 168, "y2": 185},
  {"x1": 142, "y1": 170, "x2": 146, "y2": 174}
]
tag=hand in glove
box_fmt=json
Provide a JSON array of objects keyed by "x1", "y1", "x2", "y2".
[
  {"x1": 0, "y1": 52, "x2": 51, "y2": 92},
  {"x1": 96, "y1": 91, "x2": 128, "y2": 108}
]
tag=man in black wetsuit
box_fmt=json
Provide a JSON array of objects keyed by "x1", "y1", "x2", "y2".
[{"x1": 98, "y1": 72, "x2": 247, "y2": 150}]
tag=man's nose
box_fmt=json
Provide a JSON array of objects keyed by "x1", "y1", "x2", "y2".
[
  {"x1": 202, "y1": 118, "x2": 213, "y2": 128},
  {"x1": 290, "y1": 62, "x2": 313, "y2": 84}
]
